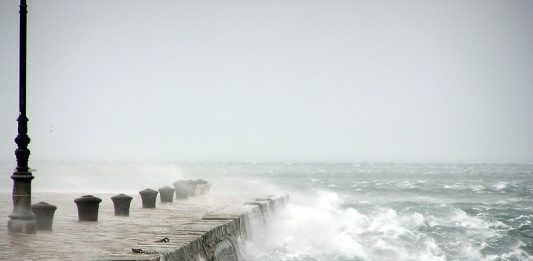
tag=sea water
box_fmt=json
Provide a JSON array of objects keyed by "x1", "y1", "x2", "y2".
[{"x1": 232, "y1": 163, "x2": 533, "y2": 261}]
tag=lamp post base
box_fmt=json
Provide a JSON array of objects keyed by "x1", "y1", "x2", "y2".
[{"x1": 8, "y1": 219, "x2": 37, "y2": 234}]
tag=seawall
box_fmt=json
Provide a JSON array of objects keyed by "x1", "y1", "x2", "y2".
[{"x1": 101, "y1": 195, "x2": 289, "y2": 261}]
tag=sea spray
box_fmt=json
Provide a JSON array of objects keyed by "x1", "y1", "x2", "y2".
[
  {"x1": 175, "y1": 163, "x2": 533, "y2": 260},
  {"x1": 240, "y1": 189, "x2": 533, "y2": 261},
  {"x1": 241, "y1": 192, "x2": 438, "y2": 260}
]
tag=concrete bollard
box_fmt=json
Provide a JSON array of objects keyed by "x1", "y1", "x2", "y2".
[
  {"x1": 194, "y1": 179, "x2": 209, "y2": 195},
  {"x1": 111, "y1": 194, "x2": 133, "y2": 216},
  {"x1": 74, "y1": 195, "x2": 102, "y2": 221},
  {"x1": 173, "y1": 180, "x2": 189, "y2": 199},
  {"x1": 31, "y1": 201, "x2": 57, "y2": 231},
  {"x1": 186, "y1": 180, "x2": 197, "y2": 197},
  {"x1": 139, "y1": 188, "x2": 158, "y2": 208},
  {"x1": 158, "y1": 186, "x2": 175, "y2": 203}
]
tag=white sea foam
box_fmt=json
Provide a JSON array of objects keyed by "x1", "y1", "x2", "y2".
[
  {"x1": 242, "y1": 187, "x2": 533, "y2": 261},
  {"x1": 396, "y1": 180, "x2": 419, "y2": 189},
  {"x1": 471, "y1": 185, "x2": 487, "y2": 193},
  {"x1": 444, "y1": 183, "x2": 465, "y2": 190},
  {"x1": 481, "y1": 241, "x2": 533, "y2": 261},
  {"x1": 242, "y1": 192, "x2": 368, "y2": 260},
  {"x1": 491, "y1": 181, "x2": 508, "y2": 191},
  {"x1": 498, "y1": 242, "x2": 533, "y2": 261},
  {"x1": 242, "y1": 192, "x2": 446, "y2": 261}
]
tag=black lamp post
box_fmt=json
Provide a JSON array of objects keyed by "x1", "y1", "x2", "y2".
[{"x1": 8, "y1": 0, "x2": 37, "y2": 234}]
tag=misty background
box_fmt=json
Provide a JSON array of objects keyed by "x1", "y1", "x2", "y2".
[{"x1": 1, "y1": 0, "x2": 532, "y2": 164}]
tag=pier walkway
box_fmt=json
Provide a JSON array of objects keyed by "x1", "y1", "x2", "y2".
[{"x1": 0, "y1": 191, "x2": 287, "y2": 260}]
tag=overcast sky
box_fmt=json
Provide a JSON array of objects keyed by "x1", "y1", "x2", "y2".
[{"x1": 0, "y1": 0, "x2": 532, "y2": 163}]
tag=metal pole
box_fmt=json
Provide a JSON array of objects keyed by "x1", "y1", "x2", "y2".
[{"x1": 8, "y1": 0, "x2": 37, "y2": 234}]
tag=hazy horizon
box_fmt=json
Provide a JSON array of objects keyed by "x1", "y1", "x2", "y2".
[
  {"x1": 1, "y1": 158, "x2": 531, "y2": 166},
  {"x1": 1, "y1": 0, "x2": 532, "y2": 164}
]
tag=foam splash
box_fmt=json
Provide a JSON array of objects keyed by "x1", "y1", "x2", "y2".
[
  {"x1": 241, "y1": 191, "x2": 533, "y2": 261},
  {"x1": 242, "y1": 192, "x2": 444, "y2": 260}
]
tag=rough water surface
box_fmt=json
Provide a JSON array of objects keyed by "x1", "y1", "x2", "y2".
[
  {"x1": 0, "y1": 162, "x2": 531, "y2": 260},
  {"x1": 195, "y1": 163, "x2": 533, "y2": 261}
]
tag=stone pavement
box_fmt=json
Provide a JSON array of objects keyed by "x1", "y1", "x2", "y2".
[{"x1": 0, "y1": 191, "x2": 285, "y2": 260}]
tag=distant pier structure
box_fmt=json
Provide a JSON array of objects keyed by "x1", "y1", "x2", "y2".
[{"x1": 8, "y1": 0, "x2": 37, "y2": 234}]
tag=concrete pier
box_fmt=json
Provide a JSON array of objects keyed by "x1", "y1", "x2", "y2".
[{"x1": 0, "y1": 192, "x2": 288, "y2": 260}]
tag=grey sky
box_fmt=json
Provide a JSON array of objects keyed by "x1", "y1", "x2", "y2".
[{"x1": 1, "y1": 0, "x2": 532, "y2": 163}]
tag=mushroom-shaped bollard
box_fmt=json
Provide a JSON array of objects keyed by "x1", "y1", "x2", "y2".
[
  {"x1": 186, "y1": 180, "x2": 197, "y2": 197},
  {"x1": 159, "y1": 186, "x2": 175, "y2": 203},
  {"x1": 194, "y1": 179, "x2": 209, "y2": 195},
  {"x1": 173, "y1": 180, "x2": 189, "y2": 199},
  {"x1": 139, "y1": 188, "x2": 158, "y2": 208},
  {"x1": 31, "y1": 201, "x2": 57, "y2": 231},
  {"x1": 74, "y1": 195, "x2": 102, "y2": 221},
  {"x1": 111, "y1": 194, "x2": 133, "y2": 216}
]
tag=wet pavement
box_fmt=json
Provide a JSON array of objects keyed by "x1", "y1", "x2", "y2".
[{"x1": 0, "y1": 191, "x2": 258, "y2": 260}]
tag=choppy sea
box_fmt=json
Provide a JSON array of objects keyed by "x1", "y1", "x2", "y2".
[
  {"x1": 193, "y1": 163, "x2": 533, "y2": 261},
  {"x1": 1, "y1": 162, "x2": 531, "y2": 260}
]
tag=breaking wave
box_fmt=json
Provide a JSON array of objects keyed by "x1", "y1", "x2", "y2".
[{"x1": 241, "y1": 191, "x2": 533, "y2": 261}]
